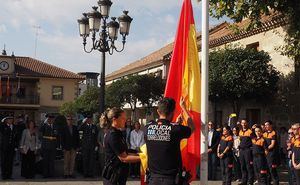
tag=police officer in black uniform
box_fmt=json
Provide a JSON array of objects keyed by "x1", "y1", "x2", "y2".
[
  {"x1": 218, "y1": 126, "x2": 234, "y2": 185},
  {"x1": 39, "y1": 113, "x2": 58, "y2": 178},
  {"x1": 252, "y1": 126, "x2": 269, "y2": 185},
  {"x1": 78, "y1": 114, "x2": 98, "y2": 178},
  {"x1": 0, "y1": 116, "x2": 18, "y2": 180},
  {"x1": 101, "y1": 108, "x2": 140, "y2": 185},
  {"x1": 239, "y1": 119, "x2": 254, "y2": 185},
  {"x1": 263, "y1": 120, "x2": 279, "y2": 185},
  {"x1": 145, "y1": 97, "x2": 195, "y2": 185}
]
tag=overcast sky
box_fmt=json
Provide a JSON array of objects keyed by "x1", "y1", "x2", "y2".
[{"x1": 0, "y1": 0, "x2": 225, "y2": 75}]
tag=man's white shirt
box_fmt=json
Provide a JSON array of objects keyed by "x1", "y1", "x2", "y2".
[{"x1": 130, "y1": 129, "x2": 145, "y2": 150}]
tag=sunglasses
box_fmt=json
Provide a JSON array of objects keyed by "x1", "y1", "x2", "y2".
[
  {"x1": 288, "y1": 132, "x2": 293, "y2": 134},
  {"x1": 67, "y1": 118, "x2": 73, "y2": 120}
]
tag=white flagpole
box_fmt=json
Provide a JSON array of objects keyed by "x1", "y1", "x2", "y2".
[{"x1": 200, "y1": 0, "x2": 209, "y2": 184}]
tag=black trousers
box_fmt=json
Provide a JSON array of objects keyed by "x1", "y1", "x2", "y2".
[
  {"x1": 21, "y1": 150, "x2": 36, "y2": 178},
  {"x1": 148, "y1": 175, "x2": 176, "y2": 185},
  {"x1": 233, "y1": 154, "x2": 242, "y2": 180},
  {"x1": 103, "y1": 166, "x2": 128, "y2": 185},
  {"x1": 295, "y1": 169, "x2": 300, "y2": 185},
  {"x1": 42, "y1": 148, "x2": 56, "y2": 177},
  {"x1": 82, "y1": 147, "x2": 96, "y2": 176},
  {"x1": 253, "y1": 155, "x2": 269, "y2": 185},
  {"x1": 208, "y1": 152, "x2": 218, "y2": 180},
  {"x1": 220, "y1": 155, "x2": 233, "y2": 185},
  {"x1": 130, "y1": 162, "x2": 140, "y2": 177},
  {"x1": 0, "y1": 149, "x2": 15, "y2": 179},
  {"x1": 239, "y1": 148, "x2": 254, "y2": 185},
  {"x1": 266, "y1": 152, "x2": 279, "y2": 185}
]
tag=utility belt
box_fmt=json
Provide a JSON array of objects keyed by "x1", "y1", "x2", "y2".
[
  {"x1": 146, "y1": 168, "x2": 191, "y2": 185},
  {"x1": 43, "y1": 136, "x2": 57, "y2": 140}
]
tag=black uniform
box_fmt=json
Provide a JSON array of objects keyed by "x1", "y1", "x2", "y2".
[
  {"x1": 103, "y1": 127, "x2": 129, "y2": 185},
  {"x1": 145, "y1": 119, "x2": 192, "y2": 185},
  {"x1": 263, "y1": 130, "x2": 279, "y2": 185},
  {"x1": 219, "y1": 135, "x2": 233, "y2": 185},
  {"x1": 239, "y1": 129, "x2": 254, "y2": 185},
  {"x1": 78, "y1": 123, "x2": 98, "y2": 177},
  {"x1": 39, "y1": 123, "x2": 58, "y2": 178},
  {"x1": 252, "y1": 137, "x2": 269, "y2": 185},
  {"x1": 293, "y1": 138, "x2": 300, "y2": 185},
  {"x1": 0, "y1": 123, "x2": 18, "y2": 179}
]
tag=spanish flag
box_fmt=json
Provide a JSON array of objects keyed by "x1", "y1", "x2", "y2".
[
  {"x1": 164, "y1": 0, "x2": 201, "y2": 180},
  {"x1": 139, "y1": 0, "x2": 200, "y2": 183}
]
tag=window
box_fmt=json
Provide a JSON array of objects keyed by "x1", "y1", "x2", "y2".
[
  {"x1": 52, "y1": 86, "x2": 63, "y2": 100},
  {"x1": 246, "y1": 109, "x2": 261, "y2": 126},
  {"x1": 246, "y1": 42, "x2": 259, "y2": 51},
  {"x1": 16, "y1": 87, "x2": 26, "y2": 98}
]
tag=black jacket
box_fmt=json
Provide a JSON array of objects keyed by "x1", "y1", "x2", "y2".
[
  {"x1": 61, "y1": 125, "x2": 79, "y2": 150},
  {"x1": 39, "y1": 123, "x2": 59, "y2": 150},
  {"x1": 0, "y1": 124, "x2": 18, "y2": 151},
  {"x1": 78, "y1": 123, "x2": 98, "y2": 149},
  {"x1": 208, "y1": 130, "x2": 221, "y2": 153}
]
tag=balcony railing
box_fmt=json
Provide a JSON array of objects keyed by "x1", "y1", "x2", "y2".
[{"x1": 0, "y1": 95, "x2": 40, "y2": 105}]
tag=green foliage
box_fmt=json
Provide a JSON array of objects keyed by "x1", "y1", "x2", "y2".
[
  {"x1": 75, "y1": 86, "x2": 99, "y2": 114},
  {"x1": 59, "y1": 101, "x2": 77, "y2": 116},
  {"x1": 106, "y1": 74, "x2": 164, "y2": 111},
  {"x1": 208, "y1": 0, "x2": 300, "y2": 61},
  {"x1": 209, "y1": 46, "x2": 280, "y2": 115},
  {"x1": 59, "y1": 86, "x2": 100, "y2": 116}
]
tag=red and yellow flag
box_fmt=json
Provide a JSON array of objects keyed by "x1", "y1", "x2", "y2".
[
  {"x1": 164, "y1": 0, "x2": 201, "y2": 180},
  {"x1": 6, "y1": 76, "x2": 10, "y2": 97},
  {"x1": 139, "y1": 0, "x2": 200, "y2": 183}
]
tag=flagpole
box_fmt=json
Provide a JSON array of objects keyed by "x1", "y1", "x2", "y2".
[{"x1": 200, "y1": 0, "x2": 209, "y2": 184}]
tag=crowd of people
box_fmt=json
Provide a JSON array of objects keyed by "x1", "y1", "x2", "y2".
[
  {"x1": 208, "y1": 119, "x2": 300, "y2": 185},
  {"x1": 0, "y1": 113, "x2": 145, "y2": 180}
]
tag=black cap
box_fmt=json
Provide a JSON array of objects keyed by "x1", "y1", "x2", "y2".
[
  {"x1": 45, "y1": 113, "x2": 55, "y2": 118},
  {"x1": 85, "y1": 114, "x2": 92, "y2": 119}
]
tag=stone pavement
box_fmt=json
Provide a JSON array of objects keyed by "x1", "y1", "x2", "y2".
[{"x1": 0, "y1": 180, "x2": 289, "y2": 185}]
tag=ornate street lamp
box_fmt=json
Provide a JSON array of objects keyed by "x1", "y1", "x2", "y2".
[{"x1": 77, "y1": 0, "x2": 132, "y2": 114}]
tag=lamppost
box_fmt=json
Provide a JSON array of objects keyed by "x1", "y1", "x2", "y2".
[{"x1": 77, "y1": 0, "x2": 133, "y2": 114}]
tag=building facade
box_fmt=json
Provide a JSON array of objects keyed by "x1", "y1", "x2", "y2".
[
  {"x1": 0, "y1": 52, "x2": 84, "y2": 123},
  {"x1": 106, "y1": 14, "x2": 298, "y2": 127}
]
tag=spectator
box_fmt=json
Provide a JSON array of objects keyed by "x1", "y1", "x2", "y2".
[
  {"x1": 217, "y1": 126, "x2": 234, "y2": 185},
  {"x1": 129, "y1": 121, "x2": 145, "y2": 178},
  {"x1": 19, "y1": 120, "x2": 40, "y2": 179},
  {"x1": 207, "y1": 121, "x2": 220, "y2": 181},
  {"x1": 279, "y1": 127, "x2": 288, "y2": 166},
  {"x1": 232, "y1": 126, "x2": 241, "y2": 182},
  {"x1": 264, "y1": 120, "x2": 279, "y2": 185},
  {"x1": 78, "y1": 114, "x2": 98, "y2": 178},
  {"x1": 292, "y1": 126, "x2": 300, "y2": 185},
  {"x1": 39, "y1": 113, "x2": 58, "y2": 178},
  {"x1": 61, "y1": 115, "x2": 79, "y2": 178},
  {"x1": 252, "y1": 126, "x2": 269, "y2": 184},
  {"x1": 287, "y1": 128, "x2": 295, "y2": 185},
  {"x1": 0, "y1": 116, "x2": 18, "y2": 180}
]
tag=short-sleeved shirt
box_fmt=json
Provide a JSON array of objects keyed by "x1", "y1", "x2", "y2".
[
  {"x1": 263, "y1": 130, "x2": 277, "y2": 152},
  {"x1": 293, "y1": 138, "x2": 300, "y2": 164},
  {"x1": 239, "y1": 129, "x2": 253, "y2": 149},
  {"x1": 252, "y1": 137, "x2": 266, "y2": 156},
  {"x1": 145, "y1": 119, "x2": 192, "y2": 176},
  {"x1": 104, "y1": 127, "x2": 129, "y2": 170},
  {"x1": 219, "y1": 135, "x2": 233, "y2": 157}
]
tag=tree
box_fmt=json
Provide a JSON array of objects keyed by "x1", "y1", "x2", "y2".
[
  {"x1": 74, "y1": 86, "x2": 99, "y2": 114},
  {"x1": 59, "y1": 101, "x2": 77, "y2": 116},
  {"x1": 207, "y1": 0, "x2": 300, "y2": 88},
  {"x1": 105, "y1": 74, "x2": 165, "y2": 119},
  {"x1": 209, "y1": 46, "x2": 280, "y2": 117}
]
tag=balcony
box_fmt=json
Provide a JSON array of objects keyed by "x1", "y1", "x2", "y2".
[{"x1": 0, "y1": 94, "x2": 40, "y2": 105}]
